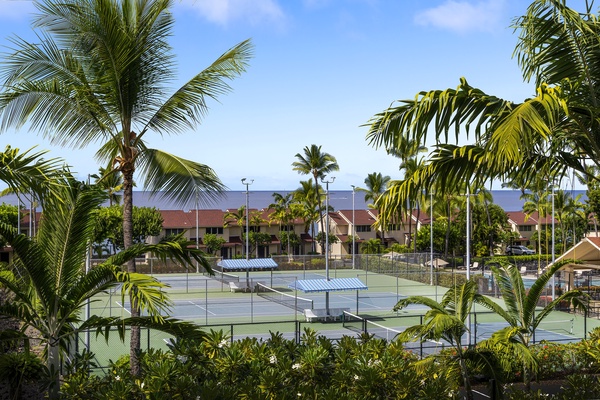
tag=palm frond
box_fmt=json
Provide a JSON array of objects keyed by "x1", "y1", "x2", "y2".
[
  {"x1": 136, "y1": 148, "x2": 226, "y2": 207},
  {"x1": 146, "y1": 38, "x2": 253, "y2": 135}
]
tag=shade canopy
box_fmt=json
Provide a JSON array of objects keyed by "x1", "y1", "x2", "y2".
[
  {"x1": 381, "y1": 251, "x2": 404, "y2": 260},
  {"x1": 288, "y1": 278, "x2": 367, "y2": 293},
  {"x1": 426, "y1": 258, "x2": 449, "y2": 267},
  {"x1": 218, "y1": 258, "x2": 278, "y2": 271}
]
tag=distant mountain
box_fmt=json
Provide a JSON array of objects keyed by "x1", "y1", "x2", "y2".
[{"x1": 0, "y1": 189, "x2": 587, "y2": 212}]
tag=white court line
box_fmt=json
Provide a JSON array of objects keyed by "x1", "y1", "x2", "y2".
[
  {"x1": 115, "y1": 301, "x2": 131, "y2": 315},
  {"x1": 336, "y1": 295, "x2": 383, "y2": 308},
  {"x1": 187, "y1": 300, "x2": 216, "y2": 316}
]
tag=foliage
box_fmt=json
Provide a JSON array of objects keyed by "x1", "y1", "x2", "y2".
[
  {"x1": 455, "y1": 203, "x2": 512, "y2": 257},
  {"x1": 360, "y1": 238, "x2": 383, "y2": 254},
  {"x1": 0, "y1": 180, "x2": 208, "y2": 398},
  {"x1": 94, "y1": 205, "x2": 164, "y2": 252},
  {"x1": 0, "y1": 352, "x2": 46, "y2": 399},
  {"x1": 0, "y1": 203, "x2": 18, "y2": 247},
  {"x1": 203, "y1": 233, "x2": 226, "y2": 256},
  {"x1": 415, "y1": 218, "x2": 461, "y2": 254},
  {"x1": 479, "y1": 263, "x2": 588, "y2": 389}
]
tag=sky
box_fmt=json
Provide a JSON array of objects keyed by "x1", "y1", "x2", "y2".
[{"x1": 0, "y1": 0, "x2": 591, "y2": 192}]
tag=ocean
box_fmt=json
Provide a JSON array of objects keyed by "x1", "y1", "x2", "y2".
[{"x1": 0, "y1": 189, "x2": 588, "y2": 212}]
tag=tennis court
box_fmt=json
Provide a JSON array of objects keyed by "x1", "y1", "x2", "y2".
[{"x1": 83, "y1": 267, "x2": 600, "y2": 369}]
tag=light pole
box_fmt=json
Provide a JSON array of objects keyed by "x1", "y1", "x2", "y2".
[
  {"x1": 242, "y1": 178, "x2": 253, "y2": 289},
  {"x1": 430, "y1": 191, "x2": 434, "y2": 286},
  {"x1": 322, "y1": 176, "x2": 335, "y2": 313},
  {"x1": 195, "y1": 187, "x2": 200, "y2": 273},
  {"x1": 551, "y1": 183, "x2": 556, "y2": 300},
  {"x1": 351, "y1": 185, "x2": 356, "y2": 269},
  {"x1": 466, "y1": 185, "x2": 472, "y2": 347}
]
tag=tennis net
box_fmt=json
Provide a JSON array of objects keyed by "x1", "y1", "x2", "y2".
[{"x1": 256, "y1": 283, "x2": 313, "y2": 312}]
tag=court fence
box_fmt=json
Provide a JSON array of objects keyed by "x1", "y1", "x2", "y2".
[{"x1": 74, "y1": 309, "x2": 587, "y2": 373}]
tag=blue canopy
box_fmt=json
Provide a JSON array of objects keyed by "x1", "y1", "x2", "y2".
[
  {"x1": 218, "y1": 258, "x2": 278, "y2": 271},
  {"x1": 288, "y1": 278, "x2": 367, "y2": 293}
]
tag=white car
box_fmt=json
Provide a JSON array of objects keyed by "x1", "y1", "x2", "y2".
[{"x1": 506, "y1": 245, "x2": 535, "y2": 255}]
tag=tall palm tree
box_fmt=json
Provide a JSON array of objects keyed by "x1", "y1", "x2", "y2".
[
  {"x1": 365, "y1": 0, "x2": 600, "y2": 223},
  {"x1": 357, "y1": 172, "x2": 390, "y2": 244},
  {"x1": 480, "y1": 263, "x2": 587, "y2": 390},
  {"x1": 269, "y1": 192, "x2": 294, "y2": 255},
  {"x1": 0, "y1": 0, "x2": 253, "y2": 374},
  {"x1": 0, "y1": 178, "x2": 207, "y2": 399},
  {"x1": 293, "y1": 179, "x2": 322, "y2": 253},
  {"x1": 292, "y1": 145, "x2": 339, "y2": 253},
  {"x1": 223, "y1": 206, "x2": 246, "y2": 256},
  {"x1": 394, "y1": 280, "x2": 505, "y2": 400}
]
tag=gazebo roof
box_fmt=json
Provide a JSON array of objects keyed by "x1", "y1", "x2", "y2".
[
  {"x1": 288, "y1": 278, "x2": 367, "y2": 293},
  {"x1": 549, "y1": 236, "x2": 600, "y2": 272},
  {"x1": 218, "y1": 258, "x2": 278, "y2": 271}
]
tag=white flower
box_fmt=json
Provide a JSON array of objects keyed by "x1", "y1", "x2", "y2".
[
  {"x1": 115, "y1": 375, "x2": 121, "y2": 381},
  {"x1": 269, "y1": 355, "x2": 277, "y2": 364},
  {"x1": 218, "y1": 339, "x2": 228, "y2": 348},
  {"x1": 292, "y1": 363, "x2": 301, "y2": 370},
  {"x1": 354, "y1": 375, "x2": 359, "y2": 380},
  {"x1": 297, "y1": 393, "x2": 302, "y2": 397},
  {"x1": 177, "y1": 355, "x2": 188, "y2": 363}
]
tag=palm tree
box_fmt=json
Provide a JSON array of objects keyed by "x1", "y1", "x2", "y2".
[
  {"x1": 0, "y1": 0, "x2": 252, "y2": 374},
  {"x1": 365, "y1": 0, "x2": 600, "y2": 223},
  {"x1": 394, "y1": 280, "x2": 505, "y2": 400},
  {"x1": 91, "y1": 166, "x2": 123, "y2": 206},
  {"x1": 269, "y1": 192, "x2": 294, "y2": 255},
  {"x1": 292, "y1": 145, "x2": 339, "y2": 253},
  {"x1": 357, "y1": 172, "x2": 390, "y2": 246},
  {"x1": 480, "y1": 262, "x2": 587, "y2": 390},
  {"x1": 293, "y1": 179, "x2": 322, "y2": 252},
  {"x1": 223, "y1": 206, "x2": 246, "y2": 256},
  {"x1": 0, "y1": 179, "x2": 207, "y2": 399}
]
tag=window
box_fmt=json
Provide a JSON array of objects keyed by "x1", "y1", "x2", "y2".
[
  {"x1": 249, "y1": 226, "x2": 261, "y2": 233},
  {"x1": 206, "y1": 227, "x2": 223, "y2": 235},
  {"x1": 280, "y1": 225, "x2": 295, "y2": 232},
  {"x1": 519, "y1": 225, "x2": 532, "y2": 232},
  {"x1": 165, "y1": 228, "x2": 184, "y2": 236},
  {"x1": 356, "y1": 225, "x2": 371, "y2": 232},
  {"x1": 387, "y1": 223, "x2": 402, "y2": 231}
]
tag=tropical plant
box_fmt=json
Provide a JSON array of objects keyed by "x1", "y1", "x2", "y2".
[
  {"x1": 0, "y1": 180, "x2": 208, "y2": 398},
  {"x1": 292, "y1": 145, "x2": 339, "y2": 253},
  {"x1": 293, "y1": 179, "x2": 321, "y2": 251},
  {"x1": 480, "y1": 262, "x2": 588, "y2": 390},
  {"x1": 203, "y1": 233, "x2": 226, "y2": 256},
  {"x1": 357, "y1": 172, "x2": 390, "y2": 243},
  {"x1": 0, "y1": 0, "x2": 252, "y2": 374},
  {"x1": 365, "y1": 0, "x2": 600, "y2": 230},
  {"x1": 360, "y1": 238, "x2": 383, "y2": 254},
  {"x1": 393, "y1": 280, "x2": 505, "y2": 400},
  {"x1": 91, "y1": 166, "x2": 124, "y2": 206}
]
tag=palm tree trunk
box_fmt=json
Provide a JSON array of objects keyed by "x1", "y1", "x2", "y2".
[
  {"x1": 314, "y1": 173, "x2": 326, "y2": 254},
  {"x1": 48, "y1": 339, "x2": 60, "y2": 399},
  {"x1": 122, "y1": 167, "x2": 141, "y2": 376}
]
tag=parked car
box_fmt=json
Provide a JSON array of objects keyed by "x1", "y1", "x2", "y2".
[{"x1": 505, "y1": 245, "x2": 535, "y2": 255}]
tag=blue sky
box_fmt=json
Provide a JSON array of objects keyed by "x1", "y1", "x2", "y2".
[{"x1": 0, "y1": 0, "x2": 589, "y2": 192}]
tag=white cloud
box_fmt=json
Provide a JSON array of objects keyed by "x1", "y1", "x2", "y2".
[
  {"x1": 179, "y1": 0, "x2": 285, "y2": 27},
  {"x1": 415, "y1": 0, "x2": 507, "y2": 34},
  {"x1": 0, "y1": 0, "x2": 36, "y2": 21}
]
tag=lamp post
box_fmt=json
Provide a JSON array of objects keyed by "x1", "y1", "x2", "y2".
[
  {"x1": 351, "y1": 185, "x2": 356, "y2": 269},
  {"x1": 242, "y1": 178, "x2": 253, "y2": 290},
  {"x1": 322, "y1": 176, "x2": 335, "y2": 313},
  {"x1": 551, "y1": 183, "x2": 556, "y2": 300},
  {"x1": 430, "y1": 191, "x2": 434, "y2": 286},
  {"x1": 195, "y1": 187, "x2": 199, "y2": 273},
  {"x1": 466, "y1": 185, "x2": 472, "y2": 347}
]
